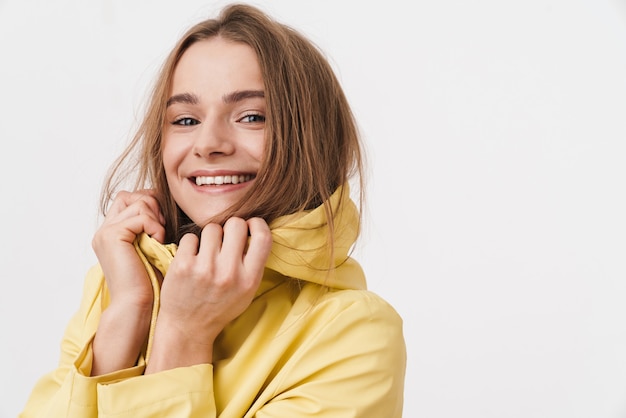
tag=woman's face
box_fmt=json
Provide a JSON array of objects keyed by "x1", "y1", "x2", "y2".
[{"x1": 162, "y1": 37, "x2": 266, "y2": 226}]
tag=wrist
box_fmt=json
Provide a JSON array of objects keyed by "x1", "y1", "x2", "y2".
[
  {"x1": 91, "y1": 303, "x2": 152, "y2": 376},
  {"x1": 144, "y1": 315, "x2": 215, "y2": 374}
]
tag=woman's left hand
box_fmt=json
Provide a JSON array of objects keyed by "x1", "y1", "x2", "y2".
[{"x1": 145, "y1": 217, "x2": 272, "y2": 372}]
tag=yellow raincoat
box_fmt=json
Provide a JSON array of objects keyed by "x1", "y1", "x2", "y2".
[{"x1": 20, "y1": 187, "x2": 406, "y2": 417}]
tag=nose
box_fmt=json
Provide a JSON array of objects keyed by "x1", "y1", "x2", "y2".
[{"x1": 192, "y1": 118, "x2": 235, "y2": 158}]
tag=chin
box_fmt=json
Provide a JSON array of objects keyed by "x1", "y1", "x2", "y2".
[{"x1": 190, "y1": 207, "x2": 236, "y2": 227}]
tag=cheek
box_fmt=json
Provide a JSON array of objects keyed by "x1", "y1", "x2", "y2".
[
  {"x1": 247, "y1": 136, "x2": 266, "y2": 164},
  {"x1": 161, "y1": 139, "x2": 183, "y2": 177}
]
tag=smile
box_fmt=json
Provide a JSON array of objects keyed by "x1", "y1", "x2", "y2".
[{"x1": 194, "y1": 174, "x2": 254, "y2": 186}]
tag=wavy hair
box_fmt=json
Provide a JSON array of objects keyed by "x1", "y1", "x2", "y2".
[{"x1": 100, "y1": 3, "x2": 365, "y2": 245}]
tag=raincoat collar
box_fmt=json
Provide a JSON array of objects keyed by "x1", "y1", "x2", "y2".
[{"x1": 135, "y1": 185, "x2": 366, "y2": 291}]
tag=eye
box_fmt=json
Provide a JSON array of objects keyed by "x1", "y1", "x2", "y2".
[
  {"x1": 173, "y1": 117, "x2": 200, "y2": 126},
  {"x1": 239, "y1": 113, "x2": 266, "y2": 123}
]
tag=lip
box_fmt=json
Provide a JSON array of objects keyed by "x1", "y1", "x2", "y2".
[{"x1": 189, "y1": 169, "x2": 255, "y2": 178}]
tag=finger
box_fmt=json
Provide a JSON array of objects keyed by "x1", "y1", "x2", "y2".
[
  {"x1": 102, "y1": 213, "x2": 165, "y2": 244},
  {"x1": 243, "y1": 217, "x2": 272, "y2": 275},
  {"x1": 142, "y1": 215, "x2": 166, "y2": 243},
  {"x1": 108, "y1": 190, "x2": 164, "y2": 224},
  {"x1": 176, "y1": 233, "x2": 200, "y2": 257},
  {"x1": 113, "y1": 201, "x2": 165, "y2": 240},
  {"x1": 107, "y1": 196, "x2": 161, "y2": 225},
  {"x1": 220, "y1": 217, "x2": 250, "y2": 263},
  {"x1": 107, "y1": 190, "x2": 134, "y2": 217},
  {"x1": 133, "y1": 190, "x2": 165, "y2": 224},
  {"x1": 199, "y1": 223, "x2": 224, "y2": 256}
]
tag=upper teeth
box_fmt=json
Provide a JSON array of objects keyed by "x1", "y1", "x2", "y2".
[{"x1": 195, "y1": 175, "x2": 252, "y2": 186}]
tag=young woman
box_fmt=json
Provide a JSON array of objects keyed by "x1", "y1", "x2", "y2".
[{"x1": 21, "y1": 3, "x2": 406, "y2": 417}]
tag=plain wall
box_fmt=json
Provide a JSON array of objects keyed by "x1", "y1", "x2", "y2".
[{"x1": 1, "y1": 0, "x2": 626, "y2": 416}]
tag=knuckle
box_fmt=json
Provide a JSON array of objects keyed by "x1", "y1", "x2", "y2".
[
  {"x1": 202, "y1": 222, "x2": 223, "y2": 237},
  {"x1": 223, "y1": 217, "x2": 246, "y2": 233}
]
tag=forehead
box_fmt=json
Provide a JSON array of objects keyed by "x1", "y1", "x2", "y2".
[{"x1": 171, "y1": 38, "x2": 264, "y2": 95}]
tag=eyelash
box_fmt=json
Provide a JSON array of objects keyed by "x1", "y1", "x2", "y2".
[
  {"x1": 171, "y1": 113, "x2": 265, "y2": 126},
  {"x1": 239, "y1": 113, "x2": 266, "y2": 123}
]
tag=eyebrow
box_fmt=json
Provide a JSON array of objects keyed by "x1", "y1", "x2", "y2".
[
  {"x1": 223, "y1": 89, "x2": 265, "y2": 104},
  {"x1": 166, "y1": 90, "x2": 265, "y2": 108},
  {"x1": 166, "y1": 92, "x2": 198, "y2": 107}
]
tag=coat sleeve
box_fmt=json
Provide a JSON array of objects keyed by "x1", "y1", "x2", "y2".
[{"x1": 19, "y1": 265, "x2": 218, "y2": 418}]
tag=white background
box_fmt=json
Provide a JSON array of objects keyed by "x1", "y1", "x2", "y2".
[{"x1": 1, "y1": 0, "x2": 626, "y2": 417}]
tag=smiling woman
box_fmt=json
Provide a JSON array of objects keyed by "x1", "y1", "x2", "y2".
[{"x1": 18, "y1": 3, "x2": 406, "y2": 417}]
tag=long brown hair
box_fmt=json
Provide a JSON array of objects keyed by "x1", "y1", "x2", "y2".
[{"x1": 100, "y1": 3, "x2": 365, "y2": 245}]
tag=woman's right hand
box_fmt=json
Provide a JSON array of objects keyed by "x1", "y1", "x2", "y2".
[
  {"x1": 90, "y1": 189, "x2": 165, "y2": 376},
  {"x1": 92, "y1": 189, "x2": 165, "y2": 308}
]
